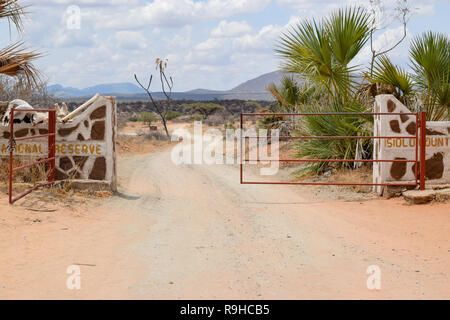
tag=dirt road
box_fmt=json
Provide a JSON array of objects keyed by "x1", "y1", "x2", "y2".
[{"x1": 0, "y1": 145, "x2": 449, "y2": 299}]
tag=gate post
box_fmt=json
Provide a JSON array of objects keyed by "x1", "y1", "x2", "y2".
[
  {"x1": 8, "y1": 108, "x2": 14, "y2": 204},
  {"x1": 240, "y1": 113, "x2": 243, "y2": 184},
  {"x1": 419, "y1": 112, "x2": 427, "y2": 190},
  {"x1": 48, "y1": 110, "x2": 56, "y2": 184}
]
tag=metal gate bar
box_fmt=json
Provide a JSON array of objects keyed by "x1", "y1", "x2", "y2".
[
  {"x1": 8, "y1": 108, "x2": 56, "y2": 205},
  {"x1": 419, "y1": 112, "x2": 426, "y2": 190},
  {"x1": 240, "y1": 112, "x2": 426, "y2": 189}
]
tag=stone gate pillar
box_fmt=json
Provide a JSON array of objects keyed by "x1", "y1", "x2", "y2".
[{"x1": 373, "y1": 95, "x2": 450, "y2": 195}]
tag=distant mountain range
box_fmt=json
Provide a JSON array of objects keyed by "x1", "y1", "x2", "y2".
[
  {"x1": 48, "y1": 71, "x2": 290, "y2": 101},
  {"x1": 47, "y1": 82, "x2": 144, "y2": 98}
]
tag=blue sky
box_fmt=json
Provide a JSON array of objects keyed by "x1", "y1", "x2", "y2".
[{"x1": 2, "y1": 0, "x2": 448, "y2": 91}]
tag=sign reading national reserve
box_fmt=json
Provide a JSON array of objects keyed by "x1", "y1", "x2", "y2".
[{"x1": 0, "y1": 140, "x2": 105, "y2": 156}]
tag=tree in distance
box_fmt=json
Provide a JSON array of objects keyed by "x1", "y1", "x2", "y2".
[{"x1": 183, "y1": 102, "x2": 224, "y2": 119}]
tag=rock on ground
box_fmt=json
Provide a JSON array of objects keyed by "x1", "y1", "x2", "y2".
[{"x1": 403, "y1": 190, "x2": 436, "y2": 204}]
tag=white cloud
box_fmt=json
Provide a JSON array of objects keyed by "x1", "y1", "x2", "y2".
[
  {"x1": 53, "y1": 29, "x2": 96, "y2": 47},
  {"x1": 195, "y1": 38, "x2": 224, "y2": 51},
  {"x1": 196, "y1": 20, "x2": 285, "y2": 55},
  {"x1": 233, "y1": 24, "x2": 284, "y2": 51},
  {"x1": 167, "y1": 26, "x2": 193, "y2": 50},
  {"x1": 16, "y1": 0, "x2": 447, "y2": 91},
  {"x1": 372, "y1": 26, "x2": 409, "y2": 53},
  {"x1": 279, "y1": 0, "x2": 431, "y2": 24},
  {"x1": 211, "y1": 20, "x2": 253, "y2": 37},
  {"x1": 90, "y1": 0, "x2": 271, "y2": 29},
  {"x1": 29, "y1": 0, "x2": 141, "y2": 6},
  {"x1": 353, "y1": 26, "x2": 411, "y2": 68},
  {"x1": 114, "y1": 31, "x2": 149, "y2": 50}
]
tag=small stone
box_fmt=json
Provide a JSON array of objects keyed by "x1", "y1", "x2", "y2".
[
  {"x1": 383, "y1": 186, "x2": 404, "y2": 199},
  {"x1": 403, "y1": 190, "x2": 436, "y2": 204}
]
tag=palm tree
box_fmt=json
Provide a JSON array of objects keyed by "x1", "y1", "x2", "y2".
[
  {"x1": 267, "y1": 76, "x2": 303, "y2": 112},
  {"x1": 410, "y1": 31, "x2": 449, "y2": 120},
  {"x1": 277, "y1": 7, "x2": 371, "y2": 102},
  {"x1": 275, "y1": 7, "x2": 374, "y2": 175},
  {"x1": 0, "y1": 1, "x2": 41, "y2": 89},
  {"x1": 295, "y1": 98, "x2": 372, "y2": 175},
  {"x1": 267, "y1": 76, "x2": 326, "y2": 112},
  {"x1": 369, "y1": 32, "x2": 450, "y2": 120},
  {"x1": 369, "y1": 54, "x2": 414, "y2": 102}
]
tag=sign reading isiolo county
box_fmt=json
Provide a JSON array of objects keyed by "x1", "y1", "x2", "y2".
[
  {"x1": 373, "y1": 95, "x2": 450, "y2": 195},
  {"x1": 384, "y1": 136, "x2": 450, "y2": 148}
]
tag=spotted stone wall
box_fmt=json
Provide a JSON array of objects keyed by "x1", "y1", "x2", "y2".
[
  {"x1": 373, "y1": 95, "x2": 450, "y2": 195},
  {"x1": 0, "y1": 95, "x2": 117, "y2": 191}
]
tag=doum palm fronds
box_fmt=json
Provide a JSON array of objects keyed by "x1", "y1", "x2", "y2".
[
  {"x1": 277, "y1": 7, "x2": 371, "y2": 101},
  {"x1": 0, "y1": 42, "x2": 42, "y2": 88},
  {"x1": 0, "y1": 0, "x2": 27, "y2": 32},
  {"x1": 267, "y1": 76, "x2": 327, "y2": 112},
  {"x1": 410, "y1": 31, "x2": 450, "y2": 120},
  {"x1": 295, "y1": 99, "x2": 373, "y2": 176},
  {"x1": 369, "y1": 55, "x2": 414, "y2": 99},
  {"x1": 325, "y1": 7, "x2": 371, "y2": 66},
  {"x1": 0, "y1": 1, "x2": 43, "y2": 90},
  {"x1": 367, "y1": 32, "x2": 449, "y2": 120},
  {"x1": 267, "y1": 76, "x2": 303, "y2": 112}
]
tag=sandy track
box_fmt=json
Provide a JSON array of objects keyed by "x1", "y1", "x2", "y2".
[{"x1": 0, "y1": 146, "x2": 449, "y2": 299}]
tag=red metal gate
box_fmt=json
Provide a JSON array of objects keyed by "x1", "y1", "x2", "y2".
[
  {"x1": 8, "y1": 108, "x2": 56, "y2": 204},
  {"x1": 240, "y1": 112, "x2": 427, "y2": 190}
]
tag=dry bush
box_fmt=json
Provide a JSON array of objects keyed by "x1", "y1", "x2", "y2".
[
  {"x1": 204, "y1": 114, "x2": 226, "y2": 127},
  {"x1": 0, "y1": 156, "x2": 50, "y2": 185},
  {"x1": 117, "y1": 114, "x2": 129, "y2": 129},
  {"x1": 145, "y1": 130, "x2": 168, "y2": 141},
  {"x1": 169, "y1": 115, "x2": 188, "y2": 123},
  {"x1": 328, "y1": 165, "x2": 373, "y2": 193},
  {"x1": 0, "y1": 156, "x2": 111, "y2": 207},
  {"x1": 0, "y1": 156, "x2": 52, "y2": 198},
  {"x1": 0, "y1": 76, "x2": 59, "y2": 109},
  {"x1": 117, "y1": 134, "x2": 155, "y2": 154}
]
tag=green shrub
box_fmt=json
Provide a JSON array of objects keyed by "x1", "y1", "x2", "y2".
[
  {"x1": 137, "y1": 112, "x2": 158, "y2": 125},
  {"x1": 165, "y1": 110, "x2": 182, "y2": 121},
  {"x1": 295, "y1": 99, "x2": 373, "y2": 175},
  {"x1": 189, "y1": 113, "x2": 204, "y2": 121},
  {"x1": 183, "y1": 103, "x2": 224, "y2": 119},
  {"x1": 129, "y1": 116, "x2": 138, "y2": 122}
]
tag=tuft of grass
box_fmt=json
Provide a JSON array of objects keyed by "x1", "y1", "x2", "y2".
[
  {"x1": 0, "y1": 156, "x2": 50, "y2": 185},
  {"x1": 0, "y1": 156, "x2": 111, "y2": 206}
]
